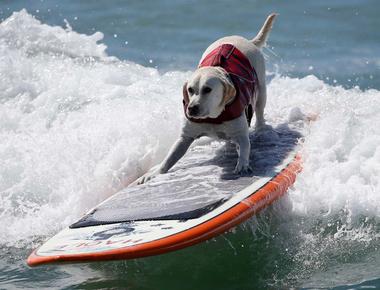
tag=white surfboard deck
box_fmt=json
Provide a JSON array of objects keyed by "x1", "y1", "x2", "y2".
[{"x1": 28, "y1": 122, "x2": 304, "y2": 266}]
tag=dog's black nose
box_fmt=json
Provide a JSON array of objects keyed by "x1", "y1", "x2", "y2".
[{"x1": 188, "y1": 105, "x2": 199, "y2": 116}]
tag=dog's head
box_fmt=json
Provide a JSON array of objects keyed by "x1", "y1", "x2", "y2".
[{"x1": 183, "y1": 67, "x2": 236, "y2": 119}]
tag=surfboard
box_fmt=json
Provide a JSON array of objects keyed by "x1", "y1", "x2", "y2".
[{"x1": 27, "y1": 123, "x2": 303, "y2": 266}]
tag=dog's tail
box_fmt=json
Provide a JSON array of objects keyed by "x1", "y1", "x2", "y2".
[{"x1": 251, "y1": 13, "x2": 278, "y2": 48}]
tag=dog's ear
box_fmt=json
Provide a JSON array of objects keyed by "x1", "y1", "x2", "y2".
[
  {"x1": 214, "y1": 67, "x2": 236, "y2": 106},
  {"x1": 221, "y1": 77, "x2": 236, "y2": 106},
  {"x1": 182, "y1": 82, "x2": 189, "y2": 103}
]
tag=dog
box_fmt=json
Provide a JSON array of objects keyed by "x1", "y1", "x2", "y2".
[{"x1": 136, "y1": 13, "x2": 277, "y2": 185}]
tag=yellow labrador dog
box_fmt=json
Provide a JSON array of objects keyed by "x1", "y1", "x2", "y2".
[{"x1": 137, "y1": 13, "x2": 277, "y2": 185}]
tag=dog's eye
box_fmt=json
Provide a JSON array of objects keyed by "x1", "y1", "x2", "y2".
[
  {"x1": 202, "y1": 87, "x2": 212, "y2": 94},
  {"x1": 188, "y1": 87, "x2": 194, "y2": 95}
]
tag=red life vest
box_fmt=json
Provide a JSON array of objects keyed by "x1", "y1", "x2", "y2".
[{"x1": 183, "y1": 43, "x2": 259, "y2": 124}]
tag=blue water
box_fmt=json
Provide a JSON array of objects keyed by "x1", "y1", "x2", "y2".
[
  {"x1": 2, "y1": 0, "x2": 379, "y2": 88},
  {"x1": 0, "y1": 1, "x2": 379, "y2": 289}
]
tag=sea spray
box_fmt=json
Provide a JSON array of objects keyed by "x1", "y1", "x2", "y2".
[{"x1": 0, "y1": 10, "x2": 187, "y2": 247}]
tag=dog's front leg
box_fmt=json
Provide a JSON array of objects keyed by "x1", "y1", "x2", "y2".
[
  {"x1": 136, "y1": 136, "x2": 195, "y2": 185},
  {"x1": 232, "y1": 134, "x2": 252, "y2": 175},
  {"x1": 159, "y1": 136, "x2": 195, "y2": 174}
]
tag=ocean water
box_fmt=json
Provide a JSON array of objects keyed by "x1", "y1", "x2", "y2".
[{"x1": 0, "y1": 1, "x2": 379, "y2": 289}]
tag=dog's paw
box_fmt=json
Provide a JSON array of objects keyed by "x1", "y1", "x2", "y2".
[{"x1": 234, "y1": 162, "x2": 253, "y2": 176}]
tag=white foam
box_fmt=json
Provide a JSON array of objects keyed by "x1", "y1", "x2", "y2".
[
  {"x1": 271, "y1": 76, "x2": 380, "y2": 219},
  {"x1": 0, "y1": 11, "x2": 379, "y2": 250},
  {"x1": 268, "y1": 76, "x2": 380, "y2": 283}
]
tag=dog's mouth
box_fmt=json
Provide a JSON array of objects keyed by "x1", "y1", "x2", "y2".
[
  {"x1": 186, "y1": 108, "x2": 209, "y2": 119},
  {"x1": 187, "y1": 105, "x2": 208, "y2": 119},
  {"x1": 186, "y1": 106, "x2": 224, "y2": 119}
]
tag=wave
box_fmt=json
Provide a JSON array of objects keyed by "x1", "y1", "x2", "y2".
[{"x1": 0, "y1": 10, "x2": 187, "y2": 246}]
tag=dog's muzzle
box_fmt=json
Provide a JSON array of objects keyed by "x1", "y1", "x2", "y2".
[{"x1": 187, "y1": 105, "x2": 200, "y2": 117}]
